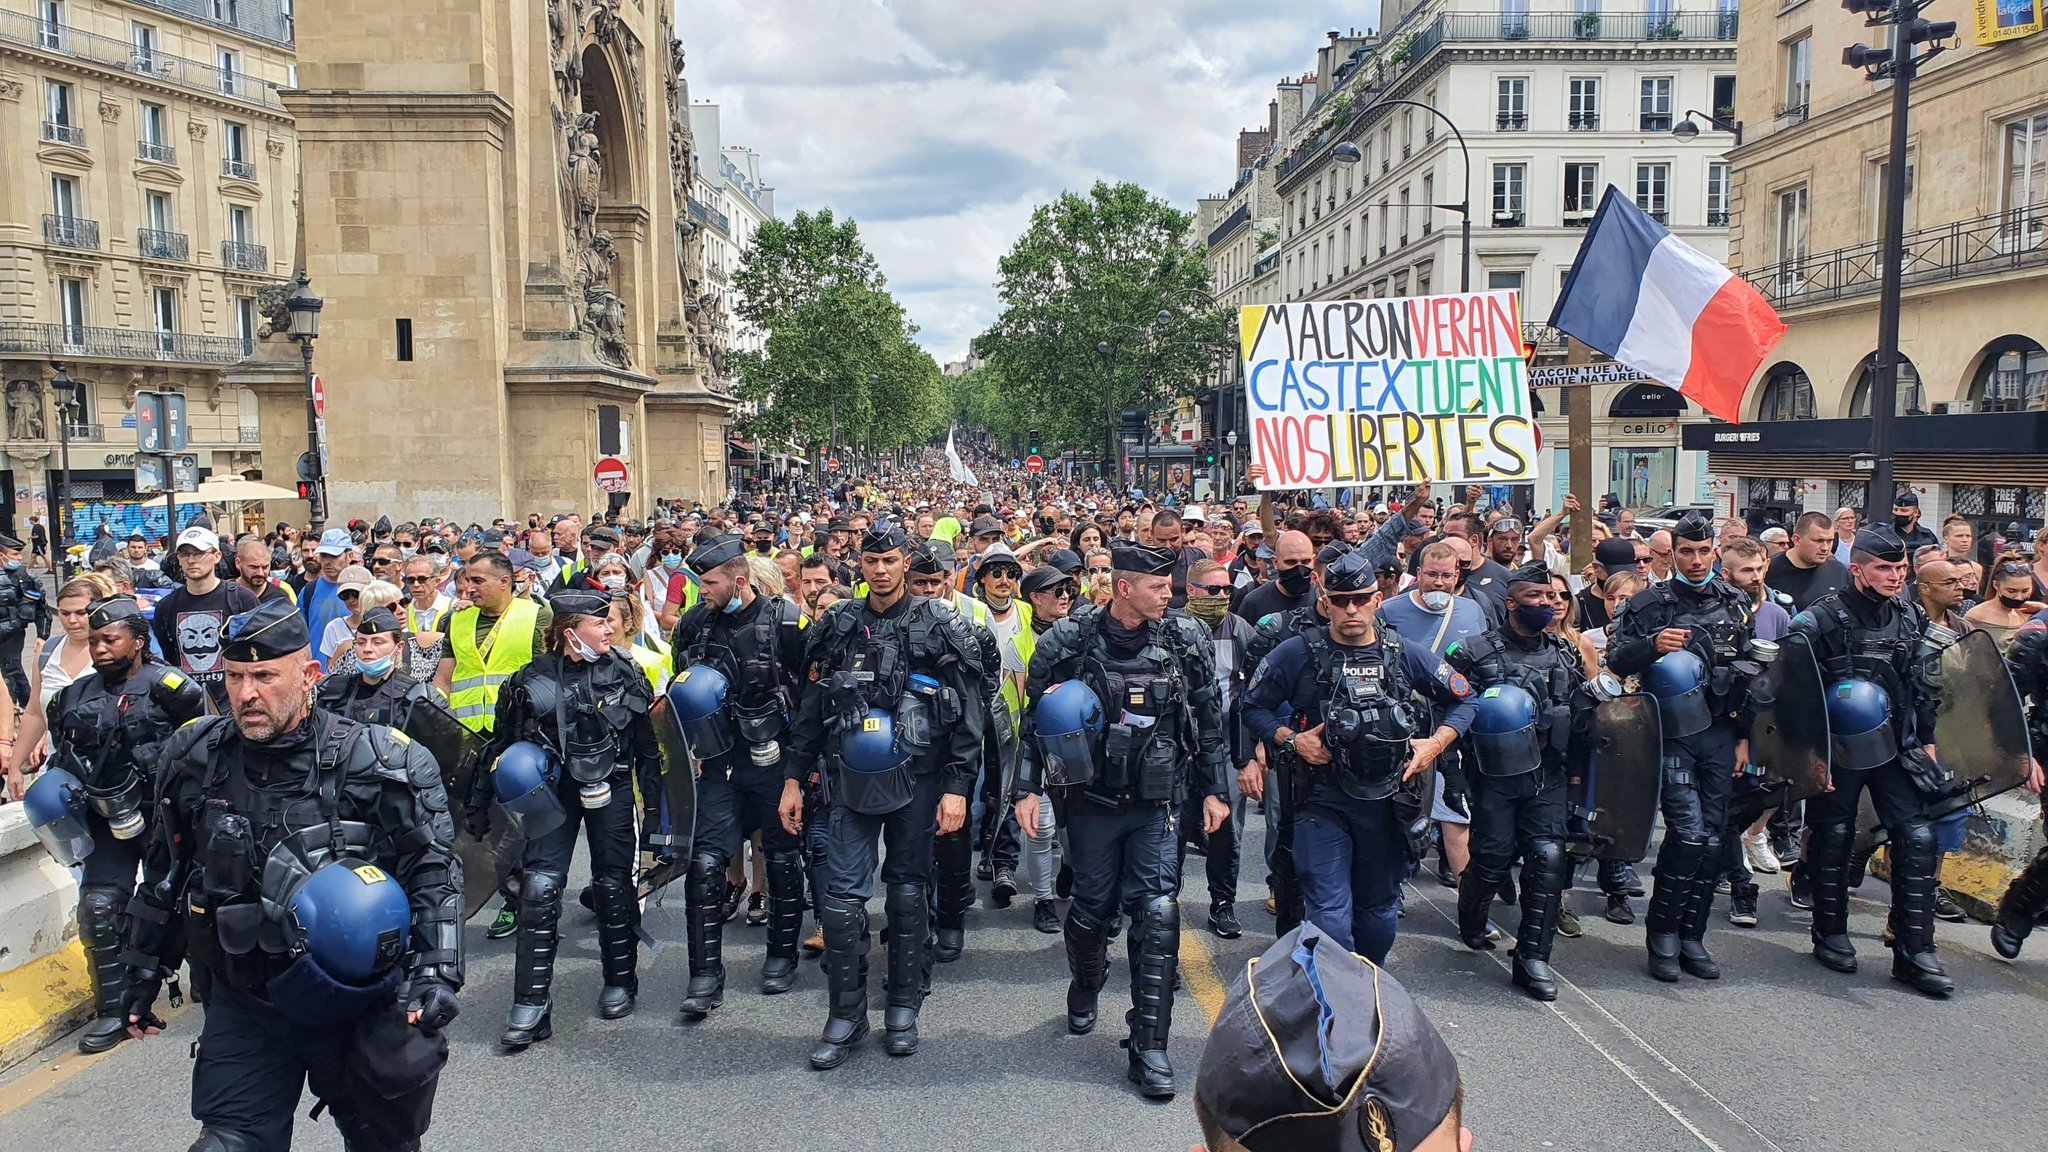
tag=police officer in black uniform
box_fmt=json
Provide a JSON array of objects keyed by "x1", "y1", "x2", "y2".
[
  {"x1": 776, "y1": 522, "x2": 984, "y2": 1069},
  {"x1": 1794, "y1": 528, "x2": 1953, "y2": 996},
  {"x1": 669, "y1": 533, "x2": 808, "y2": 1015},
  {"x1": 1604, "y1": 511, "x2": 1756, "y2": 983},
  {"x1": 1241, "y1": 549, "x2": 1474, "y2": 964},
  {"x1": 119, "y1": 599, "x2": 463, "y2": 1152},
  {"x1": 1993, "y1": 615, "x2": 2048, "y2": 960},
  {"x1": 1012, "y1": 542, "x2": 1230, "y2": 1100},
  {"x1": 474, "y1": 589, "x2": 663, "y2": 1043},
  {"x1": 47, "y1": 595, "x2": 207, "y2": 1053},
  {"x1": 314, "y1": 608, "x2": 446, "y2": 730},
  {"x1": 0, "y1": 531, "x2": 49, "y2": 705},
  {"x1": 1446, "y1": 562, "x2": 1593, "y2": 1001}
]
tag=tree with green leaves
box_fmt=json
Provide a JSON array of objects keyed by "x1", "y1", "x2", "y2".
[{"x1": 971, "y1": 181, "x2": 1232, "y2": 466}]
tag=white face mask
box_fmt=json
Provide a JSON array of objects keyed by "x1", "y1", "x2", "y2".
[
  {"x1": 599, "y1": 572, "x2": 627, "y2": 591},
  {"x1": 564, "y1": 629, "x2": 601, "y2": 662},
  {"x1": 1420, "y1": 589, "x2": 1454, "y2": 612}
]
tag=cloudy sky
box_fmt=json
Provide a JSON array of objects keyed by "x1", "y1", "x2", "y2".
[{"x1": 675, "y1": 1, "x2": 1375, "y2": 363}]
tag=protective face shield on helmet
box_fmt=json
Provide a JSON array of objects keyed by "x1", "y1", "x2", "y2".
[
  {"x1": 284, "y1": 858, "x2": 412, "y2": 985},
  {"x1": 1468, "y1": 684, "x2": 1543, "y2": 777},
  {"x1": 1827, "y1": 679, "x2": 1895, "y2": 772},
  {"x1": 491, "y1": 741, "x2": 567, "y2": 838},
  {"x1": 669, "y1": 665, "x2": 735, "y2": 761},
  {"x1": 24, "y1": 766, "x2": 94, "y2": 865},
  {"x1": 895, "y1": 673, "x2": 942, "y2": 756},
  {"x1": 1642, "y1": 649, "x2": 1712, "y2": 738},
  {"x1": 1035, "y1": 680, "x2": 1105, "y2": 788}
]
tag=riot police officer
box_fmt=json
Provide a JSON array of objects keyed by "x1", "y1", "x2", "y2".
[
  {"x1": 1012, "y1": 542, "x2": 1229, "y2": 1100},
  {"x1": 315, "y1": 608, "x2": 449, "y2": 731},
  {"x1": 1993, "y1": 614, "x2": 2048, "y2": 959},
  {"x1": 0, "y1": 531, "x2": 49, "y2": 705},
  {"x1": 1795, "y1": 528, "x2": 1952, "y2": 996},
  {"x1": 118, "y1": 598, "x2": 463, "y2": 1152},
  {"x1": 1605, "y1": 511, "x2": 1757, "y2": 983},
  {"x1": 39, "y1": 595, "x2": 206, "y2": 1052},
  {"x1": 669, "y1": 533, "x2": 808, "y2": 1015},
  {"x1": 776, "y1": 522, "x2": 985, "y2": 1069},
  {"x1": 1241, "y1": 549, "x2": 1473, "y2": 963},
  {"x1": 477, "y1": 589, "x2": 665, "y2": 1044},
  {"x1": 1447, "y1": 563, "x2": 1593, "y2": 1001}
]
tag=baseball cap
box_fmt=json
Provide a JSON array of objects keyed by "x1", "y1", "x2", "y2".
[
  {"x1": 970, "y1": 515, "x2": 1004, "y2": 537},
  {"x1": 1594, "y1": 537, "x2": 1641, "y2": 570},
  {"x1": 315, "y1": 527, "x2": 355, "y2": 556},
  {"x1": 334, "y1": 564, "x2": 375, "y2": 596},
  {"x1": 175, "y1": 526, "x2": 221, "y2": 553}
]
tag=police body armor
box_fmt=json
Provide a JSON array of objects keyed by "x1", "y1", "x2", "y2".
[
  {"x1": 507, "y1": 652, "x2": 651, "y2": 810},
  {"x1": 1301, "y1": 630, "x2": 1417, "y2": 801},
  {"x1": 0, "y1": 565, "x2": 32, "y2": 640},
  {"x1": 53, "y1": 664, "x2": 202, "y2": 841},
  {"x1": 1044, "y1": 611, "x2": 1196, "y2": 807},
  {"x1": 1635, "y1": 581, "x2": 1753, "y2": 714},
  {"x1": 315, "y1": 670, "x2": 438, "y2": 731},
  {"x1": 675, "y1": 595, "x2": 803, "y2": 772},
  {"x1": 1452, "y1": 631, "x2": 1584, "y2": 777},
  {"x1": 1811, "y1": 595, "x2": 1923, "y2": 729},
  {"x1": 815, "y1": 599, "x2": 966, "y2": 814}
]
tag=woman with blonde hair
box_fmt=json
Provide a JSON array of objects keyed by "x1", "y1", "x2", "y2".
[
  {"x1": 326, "y1": 580, "x2": 423, "y2": 675},
  {"x1": 5, "y1": 572, "x2": 113, "y2": 798}
]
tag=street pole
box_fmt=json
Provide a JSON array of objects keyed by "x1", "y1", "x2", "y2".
[
  {"x1": 301, "y1": 336, "x2": 325, "y2": 532},
  {"x1": 53, "y1": 367, "x2": 72, "y2": 582},
  {"x1": 1566, "y1": 340, "x2": 1594, "y2": 567},
  {"x1": 1866, "y1": 34, "x2": 1915, "y2": 513}
]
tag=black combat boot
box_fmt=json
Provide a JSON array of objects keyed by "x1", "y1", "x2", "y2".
[
  {"x1": 1807, "y1": 822, "x2": 1860, "y2": 973},
  {"x1": 679, "y1": 855, "x2": 727, "y2": 1017},
  {"x1": 1993, "y1": 846, "x2": 2048, "y2": 959},
  {"x1": 503, "y1": 875, "x2": 562, "y2": 1049},
  {"x1": 1124, "y1": 897, "x2": 1179, "y2": 1100},
  {"x1": 932, "y1": 828, "x2": 973, "y2": 963},
  {"x1": 1888, "y1": 823, "x2": 1955, "y2": 998},
  {"x1": 1678, "y1": 856, "x2": 1722, "y2": 980},
  {"x1": 1645, "y1": 836, "x2": 1705, "y2": 983},
  {"x1": 590, "y1": 875, "x2": 639, "y2": 1018},
  {"x1": 882, "y1": 883, "x2": 929, "y2": 1056},
  {"x1": 1511, "y1": 844, "x2": 1568, "y2": 1002},
  {"x1": 761, "y1": 851, "x2": 804, "y2": 994},
  {"x1": 1457, "y1": 868, "x2": 1499, "y2": 950},
  {"x1": 810, "y1": 896, "x2": 870, "y2": 1069},
  {"x1": 76, "y1": 886, "x2": 131, "y2": 1054},
  {"x1": 1065, "y1": 909, "x2": 1111, "y2": 1034}
]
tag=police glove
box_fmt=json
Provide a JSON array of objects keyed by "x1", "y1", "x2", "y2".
[
  {"x1": 408, "y1": 978, "x2": 461, "y2": 1031},
  {"x1": 462, "y1": 801, "x2": 492, "y2": 841},
  {"x1": 1439, "y1": 763, "x2": 1472, "y2": 820},
  {"x1": 121, "y1": 977, "x2": 165, "y2": 1035}
]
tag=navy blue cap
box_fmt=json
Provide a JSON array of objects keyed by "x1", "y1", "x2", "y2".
[
  {"x1": 223, "y1": 599, "x2": 311, "y2": 662},
  {"x1": 1110, "y1": 543, "x2": 1176, "y2": 577},
  {"x1": 686, "y1": 533, "x2": 747, "y2": 574}
]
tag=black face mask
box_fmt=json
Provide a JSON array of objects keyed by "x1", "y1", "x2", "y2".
[
  {"x1": 1893, "y1": 515, "x2": 1915, "y2": 533},
  {"x1": 1277, "y1": 566, "x2": 1312, "y2": 596},
  {"x1": 1999, "y1": 593, "x2": 2030, "y2": 610}
]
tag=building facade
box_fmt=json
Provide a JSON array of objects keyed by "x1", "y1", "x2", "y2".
[
  {"x1": 1256, "y1": 4, "x2": 1739, "y2": 512},
  {"x1": 0, "y1": 0, "x2": 293, "y2": 543},
  {"x1": 1700, "y1": 3, "x2": 2048, "y2": 538}
]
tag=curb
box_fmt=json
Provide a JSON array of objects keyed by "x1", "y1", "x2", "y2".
[
  {"x1": 1871, "y1": 791, "x2": 2045, "y2": 923},
  {"x1": 0, "y1": 940, "x2": 91, "y2": 1073}
]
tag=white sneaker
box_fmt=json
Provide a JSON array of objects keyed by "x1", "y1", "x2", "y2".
[{"x1": 1742, "y1": 830, "x2": 1781, "y2": 874}]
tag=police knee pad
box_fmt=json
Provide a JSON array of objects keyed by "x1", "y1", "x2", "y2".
[
  {"x1": 1524, "y1": 839, "x2": 1570, "y2": 888},
  {"x1": 520, "y1": 871, "x2": 564, "y2": 924},
  {"x1": 78, "y1": 885, "x2": 125, "y2": 929},
  {"x1": 187, "y1": 1128, "x2": 265, "y2": 1152},
  {"x1": 1893, "y1": 821, "x2": 1939, "y2": 866},
  {"x1": 687, "y1": 851, "x2": 726, "y2": 883},
  {"x1": 589, "y1": 873, "x2": 631, "y2": 908},
  {"x1": 1139, "y1": 894, "x2": 1179, "y2": 938},
  {"x1": 1657, "y1": 834, "x2": 1710, "y2": 875}
]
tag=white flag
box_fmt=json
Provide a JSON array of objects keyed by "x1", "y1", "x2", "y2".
[{"x1": 945, "y1": 427, "x2": 978, "y2": 486}]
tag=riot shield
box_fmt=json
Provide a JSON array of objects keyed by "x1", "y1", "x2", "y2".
[
  {"x1": 1926, "y1": 628, "x2": 2032, "y2": 820},
  {"x1": 1750, "y1": 631, "x2": 1832, "y2": 802},
  {"x1": 1582, "y1": 694, "x2": 1664, "y2": 863},
  {"x1": 455, "y1": 811, "x2": 505, "y2": 919},
  {"x1": 399, "y1": 701, "x2": 496, "y2": 917},
  {"x1": 642, "y1": 692, "x2": 697, "y2": 897}
]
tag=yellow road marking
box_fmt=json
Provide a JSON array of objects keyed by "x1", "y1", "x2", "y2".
[{"x1": 1179, "y1": 923, "x2": 1230, "y2": 1026}]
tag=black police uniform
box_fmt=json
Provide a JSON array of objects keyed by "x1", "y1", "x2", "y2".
[
  {"x1": 1794, "y1": 529, "x2": 1951, "y2": 995},
  {"x1": 670, "y1": 533, "x2": 809, "y2": 1012},
  {"x1": 1180, "y1": 602, "x2": 1259, "y2": 937},
  {"x1": 1242, "y1": 552, "x2": 1474, "y2": 963},
  {"x1": 1994, "y1": 615, "x2": 2048, "y2": 959},
  {"x1": 1244, "y1": 599, "x2": 1327, "y2": 933},
  {"x1": 0, "y1": 533, "x2": 49, "y2": 705},
  {"x1": 915, "y1": 542, "x2": 1006, "y2": 964},
  {"x1": 1604, "y1": 515, "x2": 1756, "y2": 982},
  {"x1": 786, "y1": 524, "x2": 985, "y2": 1068},
  {"x1": 121, "y1": 600, "x2": 463, "y2": 1152},
  {"x1": 1014, "y1": 542, "x2": 1229, "y2": 1100},
  {"x1": 49, "y1": 597, "x2": 207, "y2": 1053},
  {"x1": 481, "y1": 590, "x2": 664, "y2": 1041},
  {"x1": 1446, "y1": 565, "x2": 1594, "y2": 1001}
]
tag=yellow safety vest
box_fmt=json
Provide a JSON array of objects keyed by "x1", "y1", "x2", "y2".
[
  {"x1": 629, "y1": 639, "x2": 672, "y2": 693},
  {"x1": 996, "y1": 601, "x2": 1035, "y2": 718},
  {"x1": 449, "y1": 599, "x2": 540, "y2": 732}
]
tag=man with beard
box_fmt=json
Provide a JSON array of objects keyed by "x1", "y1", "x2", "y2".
[
  {"x1": 1237, "y1": 530, "x2": 1316, "y2": 625},
  {"x1": 233, "y1": 535, "x2": 295, "y2": 605},
  {"x1": 151, "y1": 526, "x2": 258, "y2": 711}
]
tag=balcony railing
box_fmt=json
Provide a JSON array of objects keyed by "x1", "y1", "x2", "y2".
[
  {"x1": 221, "y1": 240, "x2": 267, "y2": 271},
  {"x1": 1492, "y1": 211, "x2": 1526, "y2": 228},
  {"x1": 1707, "y1": 210, "x2": 1731, "y2": 226},
  {"x1": 1564, "y1": 212, "x2": 1594, "y2": 228},
  {"x1": 687, "y1": 196, "x2": 730, "y2": 236},
  {"x1": 1569, "y1": 112, "x2": 1600, "y2": 130},
  {"x1": 1643, "y1": 208, "x2": 1669, "y2": 223},
  {"x1": 1523, "y1": 323, "x2": 1569, "y2": 351},
  {"x1": 1495, "y1": 113, "x2": 1527, "y2": 131},
  {"x1": 137, "y1": 139, "x2": 176, "y2": 164},
  {"x1": 43, "y1": 214, "x2": 99, "y2": 250},
  {"x1": 0, "y1": 10, "x2": 286, "y2": 110},
  {"x1": 1743, "y1": 207, "x2": 2048, "y2": 310},
  {"x1": 66, "y1": 424, "x2": 106, "y2": 442},
  {"x1": 0, "y1": 321, "x2": 250, "y2": 364},
  {"x1": 1207, "y1": 203, "x2": 1252, "y2": 248},
  {"x1": 41, "y1": 120, "x2": 84, "y2": 146},
  {"x1": 238, "y1": 426, "x2": 262, "y2": 443},
  {"x1": 222, "y1": 157, "x2": 256, "y2": 180},
  {"x1": 138, "y1": 228, "x2": 189, "y2": 261},
  {"x1": 1639, "y1": 113, "x2": 1673, "y2": 132}
]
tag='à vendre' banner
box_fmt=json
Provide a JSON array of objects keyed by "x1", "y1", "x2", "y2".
[{"x1": 1241, "y1": 290, "x2": 1540, "y2": 489}]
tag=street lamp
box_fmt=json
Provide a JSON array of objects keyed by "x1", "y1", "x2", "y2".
[
  {"x1": 284, "y1": 271, "x2": 326, "y2": 532},
  {"x1": 1225, "y1": 428, "x2": 1239, "y2": 495},
  {"x1": 1840, "y1": 0, "x2": 1955, "y2": 510},
  {"x1": 49, "y1": 363, "x2": 78, "y2": 581},
  {"x1": 1332, "y1": 99, "x2": 1473, "y2": 291},
  {"x1": 1671, "y1": 110, "x2": 1743, "y2": 144}
]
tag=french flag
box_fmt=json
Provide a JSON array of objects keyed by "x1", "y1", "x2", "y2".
[{"x1": 1548, "y1": 186, "x2": 1784, "y2": 423}]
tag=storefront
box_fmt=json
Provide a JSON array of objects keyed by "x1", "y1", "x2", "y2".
[
  {"x1": 1530, "y1": 378, "x2": 1714, "y2": 516},
  {"x1": 48, "y1": 459, "x2": 213, "y2": 547}
]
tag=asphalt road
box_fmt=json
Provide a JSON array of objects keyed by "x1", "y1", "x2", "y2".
[{"x1": 5, "y1": 818, "x2": 2048, "y2": 1151}]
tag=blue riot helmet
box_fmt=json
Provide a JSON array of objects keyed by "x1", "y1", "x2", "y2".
[
  {"x1": 491, "y1": 741, "x2": 567, "y2": 838},
  {"x1": 669, "y1": 665, "x2": 734, "y2": 760},
  {"x1": 840, "y1": 708, "x2": 908, "y2": 774},
  {"x1": 896, "y1": 673, "x2": 942, "y2": 755},
  {"x1": 1035, "y1": 680, "x2": 1105, "y2": 788},
  {"x1": 1827, "y1": 679, "x2": 1895, "y2": 772},
  {"x1": 285, "y1": 859, "x2": 412, "y2": 985},
  {"x1": 1468, "y1": 684, "x2": 1543, "y2": 777},
  {"x1": 1641, "y1": 649, "x2": 1712, "y2": 738},
  {"x1": 24, "y1": 766, "x2": 94, "y2": 865}
]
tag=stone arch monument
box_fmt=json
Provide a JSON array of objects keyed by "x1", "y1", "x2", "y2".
[{"x1": 238, "y1": 0, "x2": 730, "y2": 524}]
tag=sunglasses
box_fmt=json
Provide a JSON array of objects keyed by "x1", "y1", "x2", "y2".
[
  {"x1": 1325, "y1": 591, "x2": 1377, "y2": 610},
  {"x1": 402, "y1": 574, "x2": 435, "y2": 584},
  {"x1": 1191, "y1": 582, "x2": 1231, "y2": 595}
]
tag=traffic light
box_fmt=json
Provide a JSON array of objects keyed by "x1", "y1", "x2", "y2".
[
  {"x1": 1028, "y1": 428, "x2": 1041, "y2": 456},
  {"x1": 296, "y1": 481, "x2": 315, "y2": 500},
  {"x1": 1204, "y1": 449, "x2": 1217, "y2": 465}
]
